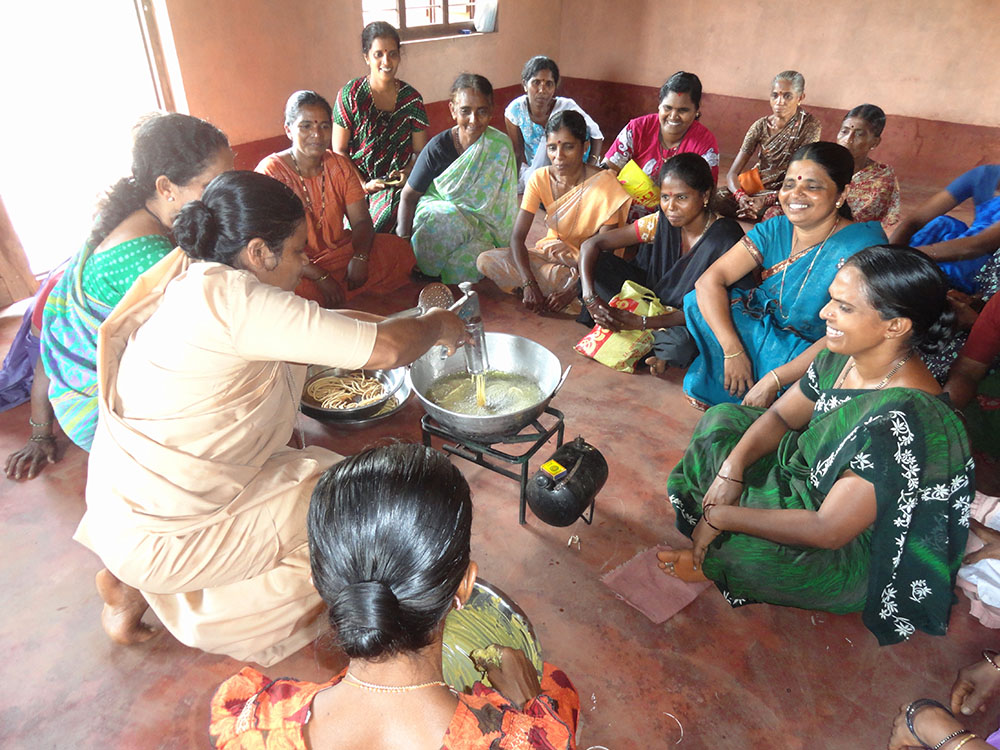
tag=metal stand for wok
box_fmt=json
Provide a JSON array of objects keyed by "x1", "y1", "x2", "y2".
[{"x1": 421, "y1": 407, "x2": 565, "y2": 525}]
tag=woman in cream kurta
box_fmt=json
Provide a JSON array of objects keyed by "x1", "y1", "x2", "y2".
[{"x1": 77, "y1": 171, "x2": 464, "y2": 666}]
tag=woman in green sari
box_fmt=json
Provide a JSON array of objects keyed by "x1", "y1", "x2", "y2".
[
  {"x1": 396, "y1": 73, "x2": 517, "y2": 284},
  {"x1": 660, "y1": 245, "x2": 973, "y2": 645}
]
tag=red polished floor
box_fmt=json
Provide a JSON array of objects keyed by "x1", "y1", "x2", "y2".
[
  {"x1": 0, "y1": 190, "x2": 993, "y2": 749},
  {"x1": 1, "y1": 277, "x2": 996, "y2": 750}
]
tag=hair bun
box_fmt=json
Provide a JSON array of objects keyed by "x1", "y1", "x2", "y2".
[
  {"x1": 329, "y1": 580, "x2": 405, "y2": 658},
  {"x1": 173, "y1": 199, "x2": 218, "y2": 260}
]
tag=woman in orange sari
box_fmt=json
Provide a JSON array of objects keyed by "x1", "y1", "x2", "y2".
[
  {"x1": 257, "y1": 90, "x2": 414, "y2": 306},
  {"x1": 210, "y1": 443, "x2": 578, "y2": 749},
  {"x1": 477, "y1": 111, "x2": 631, "y2": 313}
]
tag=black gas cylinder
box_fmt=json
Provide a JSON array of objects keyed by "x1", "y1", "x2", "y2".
[{"x1": 526, "y1": 436, "x2": 608, "y2": 526}]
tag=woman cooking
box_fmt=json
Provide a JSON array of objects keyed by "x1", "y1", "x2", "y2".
[
  {"x1": 79, "y1": 171, "x2": 465, "y2": 665},
  {"x1": 504, "y1": 55, "x2": 603, "y2": 191},
  {"x1": 577, "y1": 153, "x2": 745, "y2": 367},
  {"x1": 717, "y1": 70, "x2": 821, "y2": 221},
  {"x1": 396, "y1": 74, "x2": 517, "y2": 284},
  {"x1": 332, "y1": 21, "x2": 429, "y2": 232},
  {"x1": 210, "y1": 443, "x2": 579, "y2": 749},
  {"x1": 681, "y1": 142, "x2": 887, "y2": 410},
  {"x1": 257, "y1": 90, "x2": 415, "y2": 306},
  {"x1": 603, "y1": 71, "x2": 719, "y2": 221},
  {"x1": 477, "y1": 110, "x2": 630, "y2": 313},
  {"x1": 661, "y1": 246, "x2": 972, "y2": 646}
]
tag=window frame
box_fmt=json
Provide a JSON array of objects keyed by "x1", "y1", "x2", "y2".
[{"x1": 366, "y1": 1, "x2": 479, "y2": 42}]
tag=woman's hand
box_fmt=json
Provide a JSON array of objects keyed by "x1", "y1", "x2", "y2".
[
  {"x1": 521, "y1": 282, "x2": 546, "y2": 314},
  {"x1": 4, "y1": 438, "x2": 58, "y2": 480},
  {"x1": 363, "y1": 178, "x2": 387, "y2": 194},
  {"x1": 691, "y1": 515, "x2": 722, "y2": 570},
  {"x1": 951, "y1": 655, "x2": 1000, "y2": 715},
  {"x1": 346, "y1": 256, "x2": 370, "y2": 291},
  {"x1": 723, "y1": 352, "x2": 754, "y2": 397},
  {"x1": 948, "y1": 291, "x2": 980, "y2": 331},
  {"x1": 473, "y1": 646, "x2": 542, "y2": 709},
  {"x1": 888, "y1": 702, "x2": 969, "y2": 750},
  {"x1": 736, "y1": 194, "x2": 758, "y2": 220},
  {"x1": 742, "y1": 375, "x2": 780, "y2": 408},
  {"x1": 430, "y1": 308, "x2": 468, "y2": 356},
  {"x1": 587, "y1": 298, "x2": 643, "y2": 332},
  {"x1": 545, "y1": 286, "x2": 579, "y2": 314},
  {"x1": 316, "y1": 274, "x2": 346, "y2": 308}
]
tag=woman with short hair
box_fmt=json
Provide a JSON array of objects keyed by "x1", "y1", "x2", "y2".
[
  {"x1": 257, "y1": 90, "x2": 415, "y2": 306},
  {"x1": 717, "y1": 70, "x2": 821, "y2": 221},
  {"x1": 503, "y1": 55, "x2": 603, "y2": 190},
  {"x1": 396, "y1": 74, "x2": 518, "y2": 283}
]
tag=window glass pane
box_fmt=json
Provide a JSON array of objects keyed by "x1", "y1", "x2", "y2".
[
  {"x1": 447, "y1": 2, "x2": 475, "y2": 22},
  {"x1": 362, "y1": 0, "x2": 399, "y2": 27},
  {"x1": 403, "y1": 0, "x2": 443, "y2": 27}
]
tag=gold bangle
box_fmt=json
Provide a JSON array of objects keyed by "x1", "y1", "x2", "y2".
[
  {"x1": 770, "y1": 370, "x2": 782, "y2": 390},
  {"x1": 522, "y1": 278, "x2": 539, "y2": 288},
  {"x1": 952, "y1": 735, "x2": 978, "y2": 750},
  {"x1": 723, "y1": 349, "x2": 745, "y2": 360},
  {"x1": 29, "y1": 435, "x2": 55, "y2": 442},
  {"x1": 315, "y1": 272, "x2": 330, "y2": 282}
]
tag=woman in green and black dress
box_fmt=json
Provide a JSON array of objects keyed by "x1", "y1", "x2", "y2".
[{"x1": 660, "y1": 245, "x2": 973, "y2": 645}]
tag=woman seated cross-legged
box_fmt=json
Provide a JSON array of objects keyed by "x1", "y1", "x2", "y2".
[
  {"x1": 477, "y1": 110, "x2": 631, "y2": 313},
  {"x1": 717, "y1": 70, "x2": 821, "y2": 221},
  {"x1": 397, "y1": 74, "x2": 518, "y2": 284},
  {"x1": 891, "y1": 163, "x2": 1000, "y2": 295},
  {"x1": 603, "y1": 71, "x2": 719, "y2": 222},
  {"x1": 680, "y1": 142, "x2": 887, "y2": 410},
  {"x1": 660, "y1": 246, "x2": 974, "y2": 646},
  {"x1": 210, "y1": 443, "x2": 579, "y2": 750},
  {"x1": 576, "y1": 153, "x2": 745, "y2": 363},
  {"x1": 504, "y1": 55, "x2": 604, "y2": 191},
  {"x1": 257, "y1": 90, "x2": 415, "y2": 306},
  {"x1": 765, "y1": 104, "x2": 902, "y2": 235}
]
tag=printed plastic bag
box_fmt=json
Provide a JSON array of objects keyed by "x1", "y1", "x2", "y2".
[
  {"x1": 574, "y1": 280, "x2": 668, "y2": 373},
  {"x1": 616, "y1": 160, "x2": 660, "y2": 211}
]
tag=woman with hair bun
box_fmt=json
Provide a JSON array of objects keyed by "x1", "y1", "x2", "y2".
[
  {"x1": 6, "y1": 113, "x2": 231, "y2": 471},
  {"x1": 78, "y1": 171, "x2": 466, "y2": 665},
  {"x1": 210, "y1": 443, "x2": 579, "y2": 749},
  {"x1": 660, "y1": 245, "x2": 974, "y2": 646}
]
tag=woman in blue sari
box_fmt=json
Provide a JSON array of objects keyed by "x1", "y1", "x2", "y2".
[
  {"x1": 682, "y1": 142, "x2": 887, "y2": 409},
  {"x1": 891, "y1": 164, "x2": 1000, "y2": 295}
]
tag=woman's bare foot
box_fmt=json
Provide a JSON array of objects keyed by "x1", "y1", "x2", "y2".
[
  {"x1": 645, "y1": 356, "x2": 669, "y2": 379},
  {"x1": 95, "y1": 568, "x2": 158, "y2": 644},
  {"x1": 656, "y1": 549, "x2": 709, "y2": 583}
]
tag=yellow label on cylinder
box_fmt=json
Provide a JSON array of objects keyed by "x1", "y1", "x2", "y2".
[{"x1": 541, "y1": 460, "x2": 567, "y2": 477}]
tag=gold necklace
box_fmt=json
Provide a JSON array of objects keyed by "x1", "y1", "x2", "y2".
[
  {"x1": 289, "y1": 152, "x2": 327, "y2": 227},
  {"x1": 777, "y1": 217, "x2": 839, "y2": 317},
  {"x1": 834, "y1": 350, "x2": 914, "y2": 390},
  {"x1": 683, "y1": 211, "x2": 715, "y2": 253},
  {"x1": 342, "y1": 672, "x2": 449, "y2": 694}
]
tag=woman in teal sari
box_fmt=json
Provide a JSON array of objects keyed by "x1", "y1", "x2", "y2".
[
  {"x1": 38, "y1": 113, "x2": 232, "y2": 452},
  {"x1": 396, "y1": 73, "x2": 517, "y2": 283},
  {"x1": 661, "y1": 246, "x2": 973, "y2": 645},
  {"x1": 678, "y1": 142, "x2": 887, "y2": 410}
]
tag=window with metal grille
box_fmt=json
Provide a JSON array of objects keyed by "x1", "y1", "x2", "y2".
[{"x1": 362, "y1": 1, "x2": 482, "y2": 41}]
